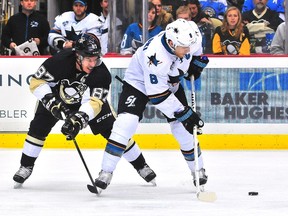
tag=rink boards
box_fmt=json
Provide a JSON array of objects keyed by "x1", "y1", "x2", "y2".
[{"x1": 1, "y1": 55, "x2": 288, "y2": 149}]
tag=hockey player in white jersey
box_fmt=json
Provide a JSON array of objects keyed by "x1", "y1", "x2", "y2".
[
  {"x1": 94, "y1": 19, "x2": 210, "y2": 191},
  {"x1": 48, "y1": 0, "x2": 102, "y2": 54}
]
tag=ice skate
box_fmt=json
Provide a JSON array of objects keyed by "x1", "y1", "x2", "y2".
[
  {"x1": 192, "y1": 168, "x2": 208, "y2": 191},
  {"x1": 138, "y1": 165, "x2": 157, "y2": 186},
  {"x1": 13, "y1": 166, "x2": 33, "y2": 188},
  {"x1": 95, "y1": 170, "x2": 113, "y2": 190}
]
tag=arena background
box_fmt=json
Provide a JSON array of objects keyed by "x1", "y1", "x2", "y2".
[{"x1": 1, "y1": 55, "x2": 288, "y2": 150}]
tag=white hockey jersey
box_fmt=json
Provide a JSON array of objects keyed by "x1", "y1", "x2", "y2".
[
  {"x1": 48, "y1": 11, "x2": 102, "y2": 51},
  {"x1": 124, "y1": 26, "x2": 202, "y2": 119}
]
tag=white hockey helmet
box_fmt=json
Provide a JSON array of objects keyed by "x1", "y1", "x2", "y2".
[{"x1": 165, "y1": 19, "x2": 199, "y2": 48}]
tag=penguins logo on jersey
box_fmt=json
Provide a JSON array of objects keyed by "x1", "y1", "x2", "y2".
[
  {"x1": 203, "y1": 7, "x2": 216, "y2": 18},
  {"x1": 59, "y1": 79, "x2": 87, "y2": 104},
  {"x1": 222, "y1": 39, "x2": 241, "y2": 55}
]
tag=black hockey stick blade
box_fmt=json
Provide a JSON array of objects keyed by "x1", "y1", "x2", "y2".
[
  {"x1": 87, "y1": 184, "x2": 102, "y2": 196},
  {"x1": 87, "y1": 184, "x2": 98, "y2": 194}
]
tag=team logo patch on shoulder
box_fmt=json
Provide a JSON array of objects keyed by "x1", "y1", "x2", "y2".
[{"x1": 147, "y1": 53, "x2": 162, "y2": 67}]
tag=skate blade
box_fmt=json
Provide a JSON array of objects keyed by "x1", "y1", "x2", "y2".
[
  {"x1": 197, "y1": 191, "x2": 217, "y2": 202},
  {"x1": 150, "y1": 179, "x2": 157, "y2": 186},
  {"x1": 200, "y1": 185, "x2": 205, "y2": 192},
  {"x1": 14, "y1": 182, "x2": 23, "y2": 189},
  {"x1": 97, "y1": 188, "x2": 103, "y2": 195}
]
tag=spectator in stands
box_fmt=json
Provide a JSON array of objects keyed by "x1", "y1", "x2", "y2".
[
  {"x1": 226, "y1": 0, "x2": 245, "y2": 11},
  {"x1": 48, "y1": 0, "x2": 102, "y2": 55},
  {"x1": 242, "y1": 0, "x2": 284, "y2": 21},
  {"x1": 1, "y1": 0, "x2": 50, "y2": 55},
  {"x1": 242, "y1": 0, "x2": 283, "y2": 53},
  {"x1": 120, "y1": 2, "x2": 162, "y2": 55},
  {"x1": 97, "y1": 0, "x2": 123, "y2": 54},
  {"x1": 199, "y1": 0, "x2": 228, "y2": 20},
  {"x1": 187, "y1": 0, "x2": 211, "y2": 24},
  {"x1": 150, "y1": 0, "x2": 174, "y2": 29},
  {"x1": 176, "y1": 5, "x2": 192, "y2": 21},
  {"x1": 270, "y1": 22, "x2": 286, "y2": 54},
  {"x1": 186, "y1": 0, "x2": 214, "y2": 53},
  {"x1": 212, "y1": 6, "x2": 250, "y2": 55}
]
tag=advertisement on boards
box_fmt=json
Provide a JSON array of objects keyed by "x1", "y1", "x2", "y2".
[
  {"x1": 110, "y1": 67, "x2": 288, "y2": 124},
  {"x1": 0, "y1": 58, "x2": 46, "y2": 131}
]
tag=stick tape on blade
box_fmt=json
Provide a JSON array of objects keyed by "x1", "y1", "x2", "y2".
[{"x1": 197, "y1": 192, "x2": 217, "y2": 202}]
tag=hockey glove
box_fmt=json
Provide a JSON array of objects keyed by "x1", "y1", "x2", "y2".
[
  {"x1": 61, "y1": 111, "x2": 89, "y2": 140},
  {"x1": 53, "y1": 37, "x2": 65, "y2": 50},
  {"x1": 174, "y1": 106, "x2": 204, "y2": 134},
  {"x1": 185, "y1": 56, "x2": 209, "y2": 81},
  {"x1": 42, "y1": 93, "x2": 70, "y2": 120}
]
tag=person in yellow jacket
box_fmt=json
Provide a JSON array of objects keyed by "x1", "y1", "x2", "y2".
[{"x1": 212, "y1": 6, "x2": 250, "y2": 55}]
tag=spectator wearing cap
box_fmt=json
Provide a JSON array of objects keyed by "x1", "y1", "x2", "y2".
[
  {"x1": 48, "y1": 0, "x2": 102, "y2": 55},
  {"x1": 1, "y1": 0, "x2": 50, "y2": 55}
]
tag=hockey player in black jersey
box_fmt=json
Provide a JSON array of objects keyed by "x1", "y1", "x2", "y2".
[{"x1": 13, "y1": 33, "x2": 156, "y2": 189}]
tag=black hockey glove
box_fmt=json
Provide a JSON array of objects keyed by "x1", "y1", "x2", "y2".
[
  {"x1": 61, "y1": 111, "x2": 89, "y2": 140},
  {"x1": 42, "y1": 93, "x2": 70, "y2": 120},
  {"x1": 185, "y1": 56, "x2": 209, "y2": 81},
  {"x1": 174, "y1": 106, "x2": 204, "y2": 134},
  {"x1": 53, "y1": 37, "x2": 65, "y2": 50}
]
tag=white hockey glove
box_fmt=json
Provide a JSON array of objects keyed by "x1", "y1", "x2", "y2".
[{"x1": 42, "y1": 93, "x2": 70, "y2": 120}]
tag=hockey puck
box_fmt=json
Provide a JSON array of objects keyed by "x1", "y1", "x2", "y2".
[{"x1": 248, "y1": 192, "x2": 258, "y2": 196}]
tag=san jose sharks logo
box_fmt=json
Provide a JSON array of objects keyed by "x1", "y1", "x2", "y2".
[{"x1": 147, "y1": 53, "x2": 162, "y2": 67}]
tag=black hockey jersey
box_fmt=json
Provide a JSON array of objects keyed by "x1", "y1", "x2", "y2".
[{"x1": 31, "y1": 49, "x2": 111, "y2": 119}]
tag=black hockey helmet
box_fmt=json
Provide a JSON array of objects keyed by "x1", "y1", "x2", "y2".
[{"x1": 75, "y1": 33, "x2": 101, "y2": 58}]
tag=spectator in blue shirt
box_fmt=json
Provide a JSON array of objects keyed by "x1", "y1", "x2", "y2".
[
  {"x1": 199, "y1": 0, "x2": 228, "y2": 20},
  {"x1": 120, "y1": 2, "x2": 162, "y2": 55}
]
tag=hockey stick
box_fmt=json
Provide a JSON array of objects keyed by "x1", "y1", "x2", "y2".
[
  {"x1": 71, "y1": 138, "x2": 99, "y2": 195},
  {"x1": 190, "y1": 75, "x2": 217, "y2": 202}
]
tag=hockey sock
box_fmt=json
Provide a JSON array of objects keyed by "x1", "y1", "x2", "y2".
[
  {"x1": 20, "y1": 153, "x2": 37, "y2": 167},
  {"x1": 129, "y1": 153, "x2": 147, "y2": 170}
]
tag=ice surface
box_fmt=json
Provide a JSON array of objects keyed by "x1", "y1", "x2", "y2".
[{"x1": 1, "y1": 149, "x2": 288, "y2": 216}]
